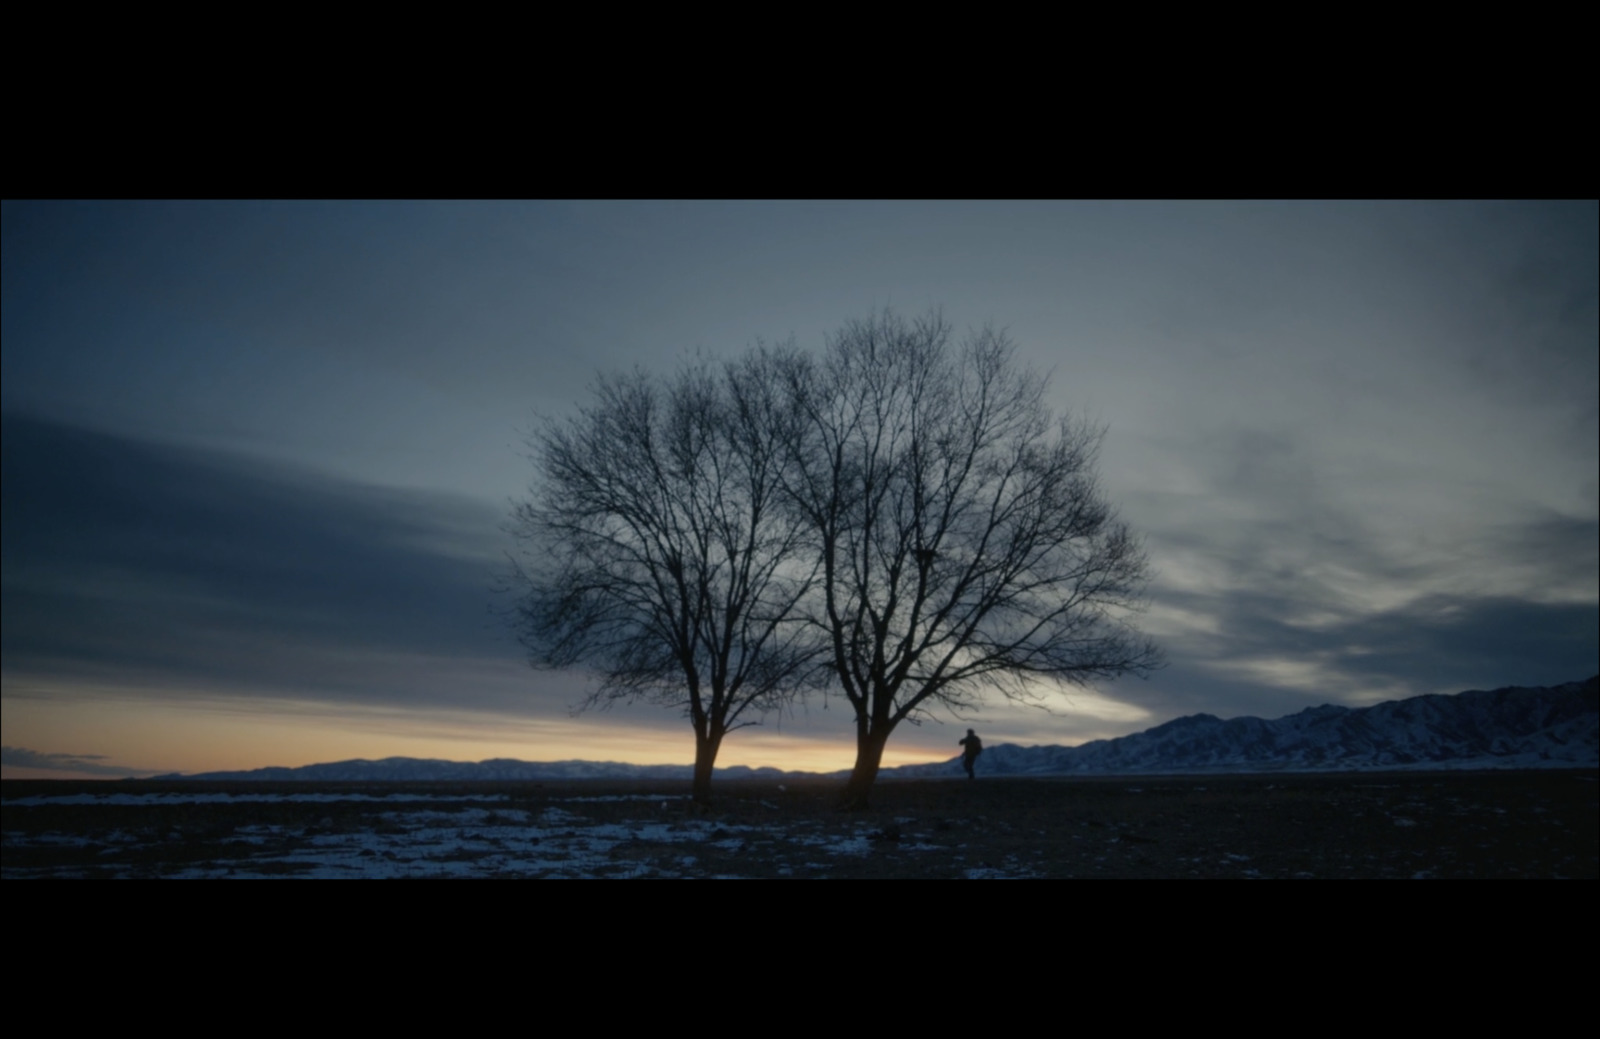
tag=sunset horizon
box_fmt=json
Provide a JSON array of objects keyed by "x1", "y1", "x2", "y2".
[{"x1": 5, "y1": 200, "x2": 1595, "y2": 790}]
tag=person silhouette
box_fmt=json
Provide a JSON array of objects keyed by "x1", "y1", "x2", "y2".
[{"x1": 959, "y1": 729, "x2": 983, "y2": 779}]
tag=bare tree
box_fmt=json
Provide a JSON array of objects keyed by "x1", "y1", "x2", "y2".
[
  {"x1": 779, "y1": 311, "x2": 1161, "y2": 809},
  {"x1": 508, "y1": 355, "x2": 820, "y2": 803}
]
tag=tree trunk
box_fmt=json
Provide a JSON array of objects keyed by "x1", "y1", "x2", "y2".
[
  {"x1": 838, "y1": 722, "x2": 894, "y2": 810},
  {"x1": 691, "y1": 726, "x2": 725, "y2": 804}
]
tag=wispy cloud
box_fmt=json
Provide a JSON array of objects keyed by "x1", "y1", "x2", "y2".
[
  {"x1": 2, "y1": 414, "x2": 524, "y2": 713},
  {"x1": 1, "y1": 746, "x2": 158, "y2": 778}
]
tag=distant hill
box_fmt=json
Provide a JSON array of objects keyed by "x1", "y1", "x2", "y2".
[
  {"x1": 167, "y1": 758, "x2": 793, "y2": 782},
  {"x1": 169, "y1": 677, "x2": 1598, "y2": 781}
]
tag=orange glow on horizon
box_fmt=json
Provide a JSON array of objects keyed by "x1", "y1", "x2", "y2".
[
  {"x1": 3, "y1": 670, "x2": 1153, "y2": 780},
  {"x1": 2, "y1": 683, "x2": 964, "y2": 779}
]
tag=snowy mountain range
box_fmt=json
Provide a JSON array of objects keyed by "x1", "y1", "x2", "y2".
[
  {"x1": 899, "y1": 676, "x2": 1599, "y2": 778},
  {"x1": 172, "y1": 677, "x2": 1597, "y2": 782}
]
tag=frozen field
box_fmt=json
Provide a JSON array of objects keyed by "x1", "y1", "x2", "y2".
[{"x1": 4, "y1": 771, "x2": 1595, "y2": 878}]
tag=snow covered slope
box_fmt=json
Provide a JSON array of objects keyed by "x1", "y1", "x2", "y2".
[{"x1": 894, "y1": 677, "x2": 1599, "y2": 777}]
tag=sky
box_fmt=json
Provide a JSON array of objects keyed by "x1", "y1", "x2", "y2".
[{"x1": 3, "y1": 199, "x2": 1596, "y2": 779}]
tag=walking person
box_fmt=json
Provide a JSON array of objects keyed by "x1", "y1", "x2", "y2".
[{"x1": 959, "y1": 729, "x2": 983, "y2": 780}]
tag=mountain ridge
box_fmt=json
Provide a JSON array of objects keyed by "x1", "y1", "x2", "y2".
[{"x1": 165, "y1": 676, "x2": 1598, "y2": 781}]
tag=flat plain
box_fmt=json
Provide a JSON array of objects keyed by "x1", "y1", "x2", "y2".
[{"x1": 4, "y1": 770, "x2": 1595, "y2": 878}]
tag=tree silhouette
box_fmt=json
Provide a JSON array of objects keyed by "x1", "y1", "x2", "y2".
[
  {"x1": 509, "y1": 356, "x2": 821, "y2": 803},
  {"x1": 776, "y1": 311, "x2": 1161, "y2": 809}
]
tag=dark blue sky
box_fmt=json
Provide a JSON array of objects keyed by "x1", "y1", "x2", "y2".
[{"x1": 3, "y1": 200, "x2": 1595, "y2": 776}]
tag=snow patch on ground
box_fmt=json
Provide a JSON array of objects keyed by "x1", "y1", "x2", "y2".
[{"x1": 5, "y1": 796, "x2": 974, "y2": 878}]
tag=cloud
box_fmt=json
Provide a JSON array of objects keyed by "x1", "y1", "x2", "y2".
[
  {"x1": 1115, "y1": 424, "x2": 1599, "y2": 723},
  {"x1": 1132, "y1": 551, "x2": 1598, "y2": 721},
  {"x1": 2, "y1": 413, "x2": 526, "y2": 713},
  {"x1": 0, "y1": 746, "x2": 156, "y2": 778}
]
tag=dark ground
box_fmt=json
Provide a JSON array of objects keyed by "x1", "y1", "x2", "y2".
[{"x1": 4, "y1": 769, "x2": 1595, "y2": 878}]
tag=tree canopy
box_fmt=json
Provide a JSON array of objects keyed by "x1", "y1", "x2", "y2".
[
  {"x1": 509, "y1": 357, "x2": 821, "y2": 802},
  {"x1": 776, "y1": 311, "x2": 1160, "y2": 807}
]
